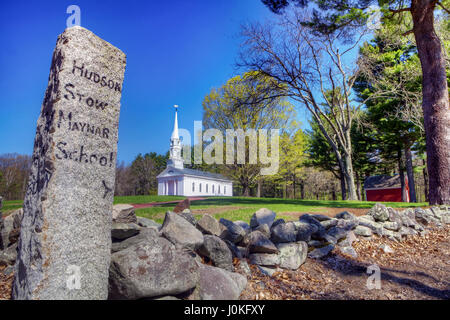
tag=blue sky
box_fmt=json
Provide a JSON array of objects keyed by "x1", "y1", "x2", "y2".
[{"x1": 0, "y1": 1, "x2": 359, "y2": 165}]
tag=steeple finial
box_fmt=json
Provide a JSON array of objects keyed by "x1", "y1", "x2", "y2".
[{"x1": 171, "y1": 105, "x2": 179, "y2": 140}]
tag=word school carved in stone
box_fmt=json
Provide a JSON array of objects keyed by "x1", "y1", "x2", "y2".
[
  {"x1": 56, "y1": 142, "x2": 115, "y2": 168},
  {"x1": 72, "y1": 59, "x2": 123, "y2": 92}
]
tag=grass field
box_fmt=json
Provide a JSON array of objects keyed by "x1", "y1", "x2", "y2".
[{"x1": 2, "y1": 196, "x2": 428, "y2": 223}]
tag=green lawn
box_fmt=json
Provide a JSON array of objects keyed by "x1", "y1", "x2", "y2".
[{"x1": 2, "y1": 196, "x2": 428, "y2": 224}]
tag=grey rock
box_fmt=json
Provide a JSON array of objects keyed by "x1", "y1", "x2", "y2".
[
  {"x1": 336, "y1": 218, "x2": 358, "y2": 231},
  {"x1": 308, "y1": 244, "x2": 335, "y2": 259},
  {"x1": 299, "y1": 215, "x2": 326, "y2": 239},
  {"x1": 379, "y1": 244, "x2": 394, "y2": 253},
  {"x1": 111, "y1": 228, "x2": 159, "y2": 253},
  {"x1": 295, "y1": 221, "x2": 317, "y2": 242},
  {"x1": 223, "y1": 239, "x2": 244, "y2": 259},
  {"x1": 322, "y1": 234, "x2": 338, "y2": 245},
  {"x1": 276, "y1": 242, "x2": 307, "y2": 270},
  {"x1": 354, "y1": 225, "x2": 373, "y2": 237},
  {"x1": 177, "y1": 209, "x2": 197, "y2": 226},
  {"x1": 0, "y1": 208, "x2": 23, "y2": 249},
  {"x1": 308, "y1": 240, "x2": 324, "y2": 247},
  {"x1": 339, "y1": 246, "x2": 357, "y2": 258},
  {"x1": 109, "y1": 239, "x2": 199, "y2": 300},
  {"x1": 270, "y1": 222, "x2": 297, "y2": 243},
  {"x1": 327, "y1": 226, "x2": 348, "y2": 241},
  {"x1": 111, "y1": 223, "x2": 140, "y2": 241},
  {"x1": 399, "y1": 226, "x2": 418, "y2": 237},
  {"x1": 219, "y1": 218, "x2": 246, "y2": 244},
  {"x1": 247, "y1": 231, "x2": 278, "y2": 254},
  {"x1": 442, "y1": 215, "x2": 450, "y2": 224},
  {"x1": 387, "y1": 208, "x2": 403, "y2": 226},
  {"x1": 112, "y1": 204, "x2": 137, "y2": 224},
  {"x1": 234, "y1": 220, "x2": 250, "y2": 233},
  {"x1": 136, "y1": 216, "x2": 161, "y2": 230},
  {"x1": 197, "y1": 235, "x2": 233, "y2": 271},
  {"x1": 0, "y1": 242, "x2": 18, "y2": 266},
  {"x1": 357, "y1": 217, "x2": 384, "y2": 236},
  {"x1": 368, "y1": 203, "x2": 390, "y2": 222},
  {"x1": 13, "y1": 26, "x2": 126, "y2": 300},
  {"x1": 320, "y1": 218, "x2": 338, "y2": 229},
  {"x1": 250, "y1": 208, "x2": 276, "y2": 229},
  {"x1": 335, "y1": 211, "x2": 356, "y2": 220},
  {"x1": 153, "y1": 296, "x2": 180, "y2": 300},
  {"x1": 160, "y1": 211, "x2": 204, "y2": 251},
  {"x1": 195, "y1": 262, "x2": 247, "y2": 300},
  {"x1": 311, "y1": 214, "x2": 332, "y2": 221},
  {"x1": 271, "y1": 219, "x2": 285, "y2": 229},
  {"x1": 249, "y1": 253, "x2": 280, "y2": 267},
  {"x1": 196, "y1": 214, "x2": 221, "y2": 236},
  {"x1": 253, "y1": 224, "x2": 271, "y2": 238},
  {"x1": 237, "y1": 259, "x2": 252, "y2": 276},
  {"x1": 359, "y1": 214, "x2": 375, "y2": 222},
  {"x1": 414, "y1": 208, "x2": 438, "y2": 226},
  {"x1": 383, "y1": 221, "x2": 400, "y2": 231},
  {"x1": 257, "y1": 266, "x2": 277, "y2": 277}
]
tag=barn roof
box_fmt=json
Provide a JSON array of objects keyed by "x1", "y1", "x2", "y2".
[{"x1": 364, "y1": 175, "x2": 402, "y2": 189}]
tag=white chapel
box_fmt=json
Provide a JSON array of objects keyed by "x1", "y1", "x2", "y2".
[{"x1": 157, "y1": 106, "x2": 233, "y2": 197}]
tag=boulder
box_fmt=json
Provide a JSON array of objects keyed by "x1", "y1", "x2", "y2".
[
  {"x1": 111, "y1": 223, "x2": 140, "y2": 241},
  {"x1": 339, "y1": 230, "x2": 358, "y2": 247},
  {"x1": 109, "y1": 239, "x2": 199, "y2": 300},
  {"x1": 173, "y1": 198, "x2": 190, "y2": 213},
  {"x1": 336, "y1": 218, "x2": 358, "y2": 231},
  {"x1": 354, "y1": 225, "x2": 373, "y2": 237},
  {"x1": 177, "y1": 209, "x2": 197, "y2": 226},
  {"x1": 160, "y1": 211, "x2": 204, "y2": 251},
  {"x1": 357, "y1": 217, "x2": 384, "y2": 236},
  {"x1": 414, "y1": 208, "x2": 437, "y2": 226},
  {"x1": 136, "y1": 216, "x2": 161, "y2": 230},
  {"x1": 339, "y1": 246, "x2": 358, "y2": 258},
  {"x1": 271, "y1": 219, "x2": 285, "y2": 230},
  {"x1": 311, "y1": 214, "x2": 332, "y2": 221},
  {"x1": 399, "y1": 226, "x2": 418, "y2": 237},
  {"x1": 0, "y1": 242, "x2": 17, "y2": 266},
  {"x1": 197, "y1": 235, "x2": 233, "y2": 271},
  {"x1": 249, "y1": 253, "x2": 280, "y2": 267},
  {"x1": 196, "y1": 214, "x2": 221, "y2": 236},
  {"x1": 327, "y1": 226, "x2": 348, "y2": 241},
  {"x1": 111, "y1": 228, "x2": 159, "y2": 253},
  {"x1": 276, "y1": 242, "x2": 307, "y2": 270},
  {"x1": 253, "y1": 224, "x2": 271, "y2": 238},
  {"x1": 387, "y1": 208, "x2": 403, "y2": 226},
  {"x1": 299, "y1": 215, "x2": 326, "y2": 239},
  {"x1": 223, "y1": 239, "x2": 244, "y2": 259},
  {"x1": 257, "y1": 266, "x2": 278, "y2": 277},
  {"x1": 247, "y1": 231, "x2": 278, "y2": 254},
  {"x1": 383, "y1": 221, "x2": 400, "y2": 231},
  {"x1": 112, "y1": 204, "x2": 137, "y2": 224},
  {"x1": 195, "y1": 262, "x2": 247, "y2": 300},
  {"x1": 294, "y1": 221, "x2": 317, "y2": 242},
  {"x1": 234, "y1": 221, "x2": 251, "y2": 233},
  {"x1": 368, "y1": 203, "x2": 390, "y2": 222},
  {"x1": 335, "y1": 211, "x2": 356, "y2": 220},
  {"x1": 219, "y1": 218, "x2": 246, "y2": 244},
  {"x1": 0, "y1": 208, "x2": 23, "y2": 249},
  {"x1": 320, "y1": 218, "x2": 338, "y2": 229},
  {"x1": 250, "y1": 208, "x2": 276, "y2": 229},
  {"x1": 270, "y1": 222, "x2": 297, "y2": 243},
  {"x1": 308, "y1": 244, "x2": 335, "y2": 259}
]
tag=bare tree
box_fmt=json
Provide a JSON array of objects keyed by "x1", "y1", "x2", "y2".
[{"x1": 238, "y1": 10, "x2": 380, "y2": 200}]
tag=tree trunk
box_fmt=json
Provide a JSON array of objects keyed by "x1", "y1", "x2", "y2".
[
  {"x1": 355, "y1": 171, "x2": 362, "y2": 201},
  {"x1": 300, "y1": 182, "x2": 305, "y2": 200},
  {"x1": 257, "y1": 179, "x2": 261, "y2": 198},
  {"x1": 404, "y1": 143, "x2": 417, "y2": 202},
  {"x1": 398, "y1": 149, "x2": 408, "y2": 202},
  {"x1": 411, "y1": 1, "x2": 450, "y2": 204},
  {"x1": 343, "y1": 153, "x2": 358, "y2": 200},
  {"x1": 340, "y1": 173, "x2": 347, "y2": 200},
  {"x1": 423, "y1": 157, "x2": 429, "y2": 203}
]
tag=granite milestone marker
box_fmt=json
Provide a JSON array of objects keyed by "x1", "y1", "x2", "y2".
[{"x1": 12, "y1": 26, "x2": 126, "y2": 300}]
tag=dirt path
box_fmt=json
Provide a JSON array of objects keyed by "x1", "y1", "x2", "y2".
[{"x1": 238, "y1": 226, "x2": 450, "y2": 300}]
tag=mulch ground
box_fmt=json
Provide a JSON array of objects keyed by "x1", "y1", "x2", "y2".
[{"x1": 238, "y1": 225, "x2": 450, "y2": 300}]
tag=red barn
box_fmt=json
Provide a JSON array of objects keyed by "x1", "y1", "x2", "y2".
[{"x1": 364, "y1": 175, "x2": 410, "y2": 202}]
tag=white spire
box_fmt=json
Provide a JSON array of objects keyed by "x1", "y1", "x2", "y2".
[{"x1": 171, "y1": 105, "x2": 179, "y2": 140}]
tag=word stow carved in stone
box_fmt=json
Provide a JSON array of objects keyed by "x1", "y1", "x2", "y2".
[{"x1": 13, "y1": 26, "x2": 126, "y2": 300}]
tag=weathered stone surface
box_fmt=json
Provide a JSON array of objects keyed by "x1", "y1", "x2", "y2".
[
  {"x1": 357, "y1": 217, "x2": 384, "y2": 236},
  {"x1": 383, "y1": 221, "x2": 400, "y2": 231},
  {"x1": 109, "y1": 240, "x2": 199, "y2": 300},
  {"x1": 196, "y1": 214, "x2": 221, "y2": 236},
  {"x1": 195, "y1": 262, "x2": 247, "y2": 300},
  {"x1": 234, "y1": 220, "x2": 250, "y2": 233},
  {"x1": 0, "y1": 209, "x2": 22, "y2": 249},
  {"x1": 197, "y1": 235, "x2": 233, "y2": 271},
  {"x1": 368, "y1": 203, "x2": 390, "y2": 222},
  {"x1": 379, "y1": 244, "x2": 394, "y2": 253},
  {"x1": 257, "y1": 266, "x2": 278, "y2": 277},
  {"x1": 112, "y1": 204, "x2": 137, "y2": 224},
  {"x1": 276, "y1": 242, "x2": 307, "y2": 270},
  {"x1": 160, "y1": 211, "x2": 204, "y2": 251},
  {"x1": 253, "y1": 224, "x2": 271, "y2": 238},
  {"x1": 173, "y1": 198, "x2": 190, "y2": 213},
  {"x1": 111, "y1": 228, "x2": 159, "y2": 253},
  {"x1": 308, "y1": 244, "x2": 335, "y2": 259},
  {"x1": 320, "y1": 218, "x2": 338, "y2": 229},
  {"x1": 219, "y1": 218, "x2": 246, "y2": 244},
  {"x1": 13, "y1": 26, "x2": 126, "y2": 300},
  {"x1": 136, "y1": 216, "x2": 161, "y2": 229},
  {"x1": 327, "y1": 226, "x2": 348, "y2": 241},
  {"x1": 223, "y1": 239, "x2": 244, "y2": 259},
  {"x1": 271, "y1": 219, "x2": 285, "y2": 229},
  {"x1": 111, "y1": 223, "x2": 140, "y2": 241},
  {"x1": 311, "y1": 214, "x2": 332, "y2": 221},
  {"x1": 335, "y1": 211, "x2": 356, "y2": 220},
  {"x1": 0, "y1": 243, "x2": 18, "y2": 266},
  {"x1": 414, "y1": 208, "x2": 436, "y2": 226},
  {"x1": 336, "y1": 218, "x2": 358, "y2": 231},
  {"x1": 354, "y1": 225, "x2": 373, "y2": 237},
  {"x1": 249, "y1": 253, "x2": 280, "y2": 267},
  {"x1": 299, "y1": 215, "x2": 326, "y2": 239},
  {"x1": 339, "y1": 246, "x2": 357, "y2": 258},
  {"x1": 270, "y1": 222, "x2": 297, "y2": 243},
  {"x1": 295, "y1": 221, "x2": 317, "y2": 242},
  {"x1": 247, "y1": 231, "x2": 278, "y2": 254},
  {"x1": 177, "y1": 209, "x2": 197, "y2": 226},
  {"x1": 250, "y1": 208, "x2": 276, "y2": 229}
]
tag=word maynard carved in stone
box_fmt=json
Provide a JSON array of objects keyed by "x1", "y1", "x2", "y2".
[{"x1": 12, "y1": 26, "x2": 126, "y2": 300}]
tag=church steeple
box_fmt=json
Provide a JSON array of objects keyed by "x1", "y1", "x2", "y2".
[{"x1": 167, "y1": 105, "x2": 184, "y2": 169}]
